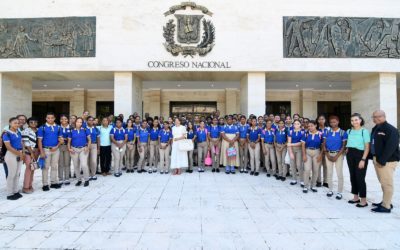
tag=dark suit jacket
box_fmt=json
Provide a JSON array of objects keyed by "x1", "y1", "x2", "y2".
[{"x1": 370, "y1": 121, "x2": 400, "y2": 166}]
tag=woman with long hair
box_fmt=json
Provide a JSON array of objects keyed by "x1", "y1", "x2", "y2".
[
  {"x1": 22, "y1": 117, "x2": 39, "y2": 193},
  {"x1": 170, "y1": 118, "x2": 188, "y2": 175}
]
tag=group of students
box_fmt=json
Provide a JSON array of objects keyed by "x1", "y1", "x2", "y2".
[{"x1": 1, "y1": 110, "x2": 398, "y2": 214}]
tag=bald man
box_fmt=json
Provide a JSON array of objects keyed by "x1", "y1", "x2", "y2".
[{"x1": 370, "y1": 110, "x2": 399, "y2": 213}]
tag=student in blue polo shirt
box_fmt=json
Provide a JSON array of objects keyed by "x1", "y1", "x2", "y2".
[
  {"x1": 148, "y1": 119, "x2": 161, "y2": 174},
  {"x1": 247, "y1": 118, "x2": 261, "y2": 176},
  {"x1": 125, "y1": 119, "x2": 137, "y2": 173},
  {"x1": 288, "y1": 120, "x2": 305, "y2": 186},
  {"x1": 220, "y1": 116, "x2": 239, "y2": 174},
  {"x1": 238, "y1": 115, "x2": 249, "y2": 173},
  {"x1": 208, "y1": 117, "x2": 221, "y2": 173},
  {"x1": 322, "y1": 116, "x2": 347, "y2": 200},
  {"x1": 274, "y1": 120, "x2": 288, "y2": 181},
  {"x1": 137, "y1": 120, "x2": 150, "y2": 173},
  {"x1": 68, "y1": 117, "x2": 91, "y2": 187},
  {"x1": 186, "y1": 122, "x2": 195, "y2": 173},
  {"x1": 317, "y1": 114, "x2": 330, "y2": 188},
  {"x1": 3, "y1": 117, "x2": 24, "y2": 200},
  {"x1": 159, "y1": 121, "x2": 172, "y2": 174},
  {"x1": 196, "y1": 121, "x2": 209, "y2": 172},
  {"x1": 262, "y1": 120, "x2": 277, "y2": 178},
  {"x1": 86, "y1": 116, "x2": 100, "y2": 180},
  {"x1": 58, "y1": 114, "x2": 71, "y2": 185},
  {"x1": 301, "y1": 120, "x2": 323, "y2": 193},
  {"x1": 110, "y1": 118, "x2": 128, "y2": 177},
  {"x1": 37, "y1": 112, "x2": 63, "y2": 191}
]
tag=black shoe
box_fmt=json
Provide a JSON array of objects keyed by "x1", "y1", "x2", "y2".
[
  {"x1": 42, "y1": 185, "x2": 50, "y2": 191},
  {"x1": 327, "y1": 191, "x2": 333, "y2": 197},
  {"x1": 323, "y1": 183, "x2": 329, "y2": 188},
  {"x1": 225, "y1": 171, "x2": 230, "y2": 174},
  {"x1": 75, "y1": 181, "x2": 82, "y2": 186},
  {"x1": 311, "y1": 187, "x2": 318, "y2": 193},
  {"x1": 216, "y1": 168, "x2": 220, "y2": 173},
  {"x1": 371, "y1": 206, "x2": 391, "y2": 213},
  {"x1": 372, "y1": 202, "x2": 394, "y2": 209},
  {"x1": 84, "y1": 181, "x2": 89, "y2": 187},
  {"x1": 189, "y1": 169, "x2": 193, "y2": 173},
  {"x1": 126, "y1": 169, "x2": 131, "y2": 173},
  {"x1": 280, "y1": 177, "x2": 286, "y2": 181},
  {"x1": 243, "y1": 169, "x2": 248, "y2": 173},
  {"x1": 240, "y1": 169, "x2": 244, "y2": 173},
  {"x1": 348, "y1": 199, "x2": 360, "y2": 204},
  {"x1": 212, "y1": 168, "x2": 216, "y2": 172},
  {"x1": 356, "y1": 203, "x2": 368, "y2": 208},
  {"x1": 254, "y1": 172, "x2": 259, "y2": 176},
  {"x1": 7, "y1": 194, "x2": 18, "y2": 200},
  {"x1": 148, "y1": 170, "x2": 153, "y2": 174},
  {"x1": 316, "y1": 182, "x2": 322, "y2": 187},
  {"x1": 14, "y1": 193, "x2": 22, "y2": 199},
  {"x1": 303, "y1": 188, "x2": 308, "y2": 193},
  {"x1": 50, "y1": 184, "x2": 58, "y2": 189},
  {"x1": 266, "y1": 173, "x2": 271, "y2": 177},
  {"x1": 250, "y1": 171, "x2": 254, "y2": 175},
  {"x1": 138, "y1": 169, "x2": 143, "y2": 174},
  {"x1": 186, "y1": 169, "x2": 191, "y2": 173}
]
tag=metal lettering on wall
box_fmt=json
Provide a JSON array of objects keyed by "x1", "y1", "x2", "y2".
[
  {"x1": 283, "y1": 16, "x2": 400, "y2": 58},
  {"x1": 0, "y1": 16, "x2": 95, "y2": 58}
]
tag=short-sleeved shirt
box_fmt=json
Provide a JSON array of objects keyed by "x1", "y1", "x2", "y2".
[
  {"x1": 98, "y1": 125, "x2": 113, "y2": 146},
  {"x1": 126, "y1": 127, "x2": 136, "y2": 142},
  {"x1": 187, "y1": 130, "x2": 195, "y2": 139},
  {"x1": 289, "y1": 129, "x2": 304, "y2": 144},
  {"x1": 323, "y1": 128, "x2": 348, "y2": 151},
  {"x1": 60, "y1": 125, "x2": 71, "y2": 143},
  {"x1": 238, "y1": 124, "x2": 249, "y2": 139},
  {"x1": 196, "y1": 128, "x2": 208, "y2": 142},
  {"x1": 2, "y1": 130, "x2": 22, "y2": 150},
  {"x1": 301, "y1": 131, "x2": 323, "y2": 149},
  {"x1": 110, "y1": 127, "x2": 127, "y2": 141},
  {"x1": 209, "y1": 125, "x2": 220, "y2": 139},
  {"x1": 136, "y1": 127, "x2": 149, "y2": 143},
  {"x1": 69, "y1": 128, "x2": 90, "y2": 147},
  {"x1": 247, "y1": 127, "x2": 261, "y2": 142},
  {"x1": 262, "y1": 129, "x2": 275, "y2": 143},
  {"x1": 159, "y1": 129, "x2": 172, "y2": 143},
  {"x1": 275, "y1": 128, "x2": 288, "y2": 144},
  {"x1": 86, "y1": 126, "x2": 100, "y2": 144},
  {"x1": 346, "y1": 128, "x2": 370, "y2": 151},
  {"x1": 222, "y1": 124, "x2": 239, "y2": 135},
  {"x1": 37, "y1": 123, "x2": 62, "y2": 147},
  {"x1": 150, "y1": 127, "x2": 160, "y2": 141}
]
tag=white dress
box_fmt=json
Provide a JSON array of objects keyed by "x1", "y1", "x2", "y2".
[{"x1": 170, "y1": 125, "x2": 188, "y2": 169}]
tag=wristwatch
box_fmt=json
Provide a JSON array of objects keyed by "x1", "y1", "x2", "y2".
[{"x1": 361, "y1": 158, "x2": 366, "y2": 161}]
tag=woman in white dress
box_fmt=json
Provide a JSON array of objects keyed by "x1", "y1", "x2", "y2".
[{"x1": 170, "y1": 118, "x2": 188, "y2": 175}]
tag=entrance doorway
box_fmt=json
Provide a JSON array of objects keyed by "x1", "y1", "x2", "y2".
[
  {"x1": 96, "y1": 101, "x2": 114, "y2": 118},
  {"x1": 170, "y1": 101, "x2": 217, "y2": 117},
  {"x1": 32, "y1": 101, "x2": 70, "y2": 125},
  {"x1": 266, "y1": 101, "x2": 291, "y2": 116},
  {"x1": 317, "y1": 101, "x2": 351, "y2": 130}
]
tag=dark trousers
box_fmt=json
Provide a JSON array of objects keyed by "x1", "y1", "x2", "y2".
[
  {"x1": 346, "y1": 148, "x2": 368, "y2": 198},
  {"x1": 100, "y1": 146, "x2": 112, "y2": 173},
  {"x1": 3, "y1": 162, "x2": 8, "y2": 179}
]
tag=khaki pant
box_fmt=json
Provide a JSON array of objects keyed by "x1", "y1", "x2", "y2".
[
  {"x1": 149, "y1": 140, "x2": 159, "y2": 170},
  {"x1": 125, "y1": 142, "x2": 136, "y2": 170},
  {"x1": 248, "y1": 142, "x2": 260, "y2": 172},
  {"x1": 197, "y1": 141, "x2": 208, "y2": 168},
  {"x1": 137, "y1": 142, "x2": 148, "y2": 170},
  {"x1": 159, "y1": 143, "x2": 170, "y2": 172},
  {"x1": 374, "y1": 157, "x2": 398, "y2": 209},
  {"x1": 317, "y1": 152, "x2": 328, "y2": 183},
  {"x1": 58, "y1": 144, "x2": 71, "y2": 182},
  {"x1": 188, "y1": 150, "x2": 194, "y2": 170},
  {"x1": 239, "y1": 139, "x2": 248, "y2": 170},
  {"x1": 303, "y1": 149, "x2": 320, "y2": 188},
  {"x1": 263, "y1": 143, "x2": 277, "y2": 175},
  {"x1": 275, "y1": 144, "x2": 287, "y2": 177},
  {"x1": 112, "y1": 141, "x2": 126, "y2": 174},
  {"x1": 43, "y1": 148, "x2": 60, "y2": 185},
  {"x1": 325, "y1": 152, "x2": 344, "y2": 193},
  {"x1": 88, "y1": 144, "x2": 98, "y2": 177},
  {"x1": 71, "y1": 147, "x2": 89, "y2": 181},
  {"x1": 289, "y1": 146, "x2": 303, "y2": 181},
  {"x1": 5, "y1": 151, "x2": 22, "y2": 196},
  {"x1": 210, "y1": 138, "x2": 220, "y2": 169}
]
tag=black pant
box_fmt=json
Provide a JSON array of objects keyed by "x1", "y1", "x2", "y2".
[
  {"x1": 346, "y1": 148, "x2": 368, "y2": 198},
  {"x1": 100, "y1": 146, "x2": 112, "y2": 173}
]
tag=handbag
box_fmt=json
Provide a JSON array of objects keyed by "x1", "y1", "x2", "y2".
[
  {"x1": 227, "y1": 147, "x2": 237, "y2": 157},
  {"x1": 205, "y1": 151, "x2": 212, "y2": 166},
  {"x1": 178, "y1": 139, "x2": 194, "y2": 151},
  {"x1": 30, "y1": 158, "x2": 39, "y2": 170},
  {"x1": 284, "y1": 151, "x2": 291, "y2": 165}
]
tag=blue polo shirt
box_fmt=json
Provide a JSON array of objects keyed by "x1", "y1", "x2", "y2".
[
  {"x1": 238, "y1": 124, "x2": 249, "y2": 139},
  {"x1": 60, "y1": 125, "x2": 71, "y2": 144},
  {"x1": 187, "y1": 130, "x2": 195, "y2": 140},
  {"x1": 275, "y1": 128, "x2": 288, "y2": 144},
  {"x1": 288, "y1": 129, "x2": 304, "y2": 143},
  {"x1": 196, "y1": 128, "x2": 208, "y2": 142},
  {"x1": 272, "y1": 123, "x2": 279, "y2": 131},
  {"x1": 324, "y1": 128, "x2": 348, "y2": 151},
  {"x1": 126, "y1": 128, "x2": 136, "y2": 142},
  {"x1": 301, "y1": 132, "x2": 323, "y2": 149},
  {"x1": 222, "y1": 124, "x2": 239, "y2": 135},
  {"x1": 110, "y1": 127, "x2": 127, "y2": 141},
  {"x1": 69, "y1": 128, "x2": 90, "y2": 147},
  {"x1": 37, "y1": 123, "x2": 62, "y2": 147},
  {"x1": 262, "y1": 129, "x2": 275, "y2": 143},
  {"x1": 2, "y1": 130, "x2": 22, "y2": 150},
  {"x1": 247, "y1": 127, "x2": 261, "y2": 142},
  {"x1": 136, "y1": 127, "x2": 149, "y2": 143},
  {"x1": 149, "y1": 127, "x2": 160, "y2": 141},
  {"x1": 159, "y1": 129, "x2": 172, "y2": 143},
  {"x1": 86, "y1": 126, "x2": 99, "y2": 144},
  {"x1": 209, "y1": 125, "x2": 220, "y2": 139}
]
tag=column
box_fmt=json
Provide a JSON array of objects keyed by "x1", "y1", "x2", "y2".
[
  {"x1": 114, "y1": 72, "x2": 142, "y2": 119},
  {"x1": 300, "y1": 89, "x2": 317, "y2": 119},
  {"x1": 352, "y1": 72, "x2": 397, "y2": 129},
  {"x1": 225, "y1": 88, "x2": 238, "y2": 115},
  {"x1": 240, "y1": 72, "x2": 265, "y2": 116},
  {"x1": 0, "y1": 73, "x2": 32, "y2": 129},
  {"x1": 143, "y1": 88, "x2": 161, "y2": 117},
  {"x1": 70, "y1": 88, "x2": 87, "y2": 116}
]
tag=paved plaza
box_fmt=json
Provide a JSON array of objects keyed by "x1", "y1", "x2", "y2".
[{"x1": 0, "y1": 160, "x2": 399, "y2": 250}]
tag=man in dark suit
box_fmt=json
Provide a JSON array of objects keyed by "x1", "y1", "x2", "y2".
[{"x1": 370, "y1": 110, "x2": 399, "y2": 213}]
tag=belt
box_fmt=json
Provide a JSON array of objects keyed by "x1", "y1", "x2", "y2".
[
  {"x1": 44, "y1": 146, "x2": 55, "y2": 149},
  {"x1": 276, "y1": 142, "x2": 286, "y2": 145},
  {"x1": 73, "y1": 146, "x2": 86, "y2": 149},
  {"x1": 307, "y1": 147, "x2": 319, "y2": 150},
  {"x1": 328, "y1": 150, "x2": 340, "y2": 153},
  {"x1": 264, "y1": 142, "x2": 274, "y2": 145}
]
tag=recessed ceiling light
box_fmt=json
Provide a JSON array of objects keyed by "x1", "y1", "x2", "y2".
[
  {"x1": 76, "y1": 84, "x2": 81, "y2": 87},
  {"x1": 43, "y1": 84, "x2": 47, "y2": 88},
  {"x1": 295, "y1": 84, "x2": 299, "y2": 88},
  {"x1": 211, "y1": 84, "x2": 214, "y2": 87},
  {"x1": 177, "y1": 84, "x2": 181, "y2": 87},
  {"x1": 328, "y1": 84, "x2": 333, "y2": 88}
]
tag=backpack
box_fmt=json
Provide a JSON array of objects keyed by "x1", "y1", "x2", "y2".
[{"x1": 0, "y1": 131, "x2": 10, "y2": 161}]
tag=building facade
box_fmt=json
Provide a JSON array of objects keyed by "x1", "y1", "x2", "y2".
[{"x1": 0, "y1": 0, "x2": 399, "y2": 129}]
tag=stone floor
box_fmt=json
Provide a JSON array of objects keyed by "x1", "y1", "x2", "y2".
[{"x1": 0, "y1": 160, "x2": 399, "y2": 250}]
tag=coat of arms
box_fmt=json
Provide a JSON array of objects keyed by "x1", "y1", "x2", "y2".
[{"x1": 163, "y1": 2, "x2": 215, "y2": 57}]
